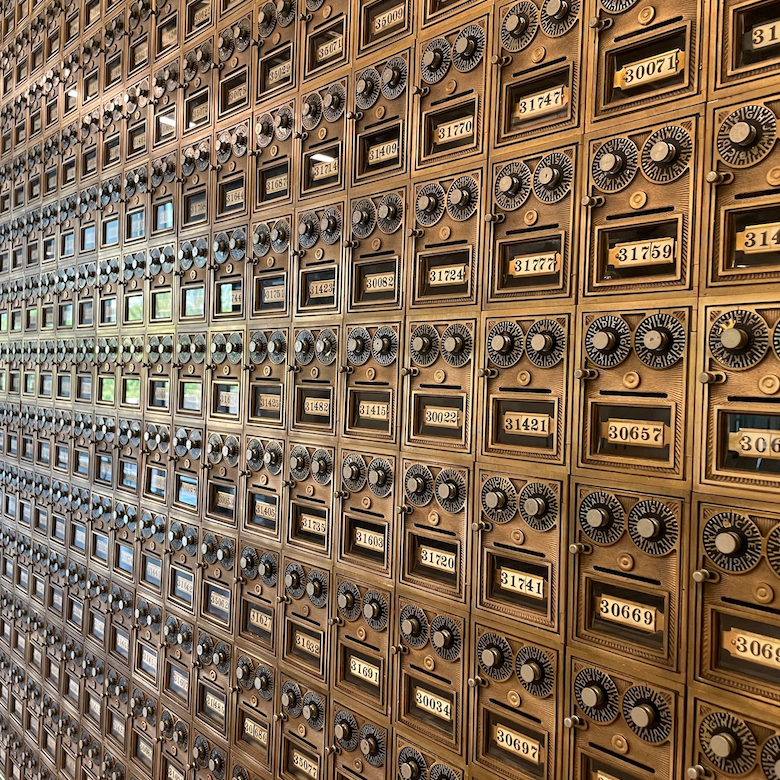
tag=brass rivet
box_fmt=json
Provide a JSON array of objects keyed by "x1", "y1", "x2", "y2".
[
  {"x1": 617, "y1": 553, "x2": 634, "y2": 571},
  {"x1": 306, "y1": 484, "x2": 314, "y2": 497},
  {"x1": 366, "y1": 367, "x2": 375, "y2": 380},
  {"x1": 507, "y1": 690, "x2": 520, "y2": 707},
  {"x1": 523, "y1": 210, "x2": 538, "y2": 226},
  {"x1": 272, "y1": 32, "x2": 280, "y2": 45},
  {"x1": 259, "y1": 473, "x2": 268, "y2": 485},
  {"x1": 266, "y1": 256, "x2": 275, "y2": 267},
  {"x1": 210, "y1": 670, "x2": 216, "y2": 680},
  {"x1": 767, "y1": 167, "x2": 780, "y2": 186},
  {"x1": 318, "y1": 127, "x2": 327, "y2": 140},
  {"x1": 630, "y1": 191, "x2": 647, "y2": 209},
  {"x1": 428, "y1": 511, "x2": 439, "y2": 525},
  {"x1": 511, "y1": 529, "x2": 524, "y2": 544},
  {"x1": 623, "y1": 371, "x2": 640, "y2": 389},
  {"x1": 439, "y1": 225, "x2": 451, "y2": 240},
  {"x1": 637, "y1": 5, "x2": 655, "y2": 24},
  {"x1": 302, "y1": 604, "x2": 310, "y2": 616},
  {"x1": 759, "y1": 375, "x2": 780, "y2": 395},
  {"x1": 376, "y1": 106, "x2": 385, "y2": 119},
  {"x1": 445, "y1": 79, "x2": 456, "y2": 94},
  {"x1": 755, "y1": 583, "x2": 774, "y2": 603},
  {"x1": 323, "y1": 4, "x2": 331, "y2": 16},
  {"x1": 222, "y1": 365, "x2": 229, "y2": 376},
  {"x1": 371, "y1": 238, "x2": 381, "y2": 250},
  {"x1": 361, "y1": 496, "x2": 371, "y2": 509},
  {"x1": 612, "y1": 735, "x2": 628, "y2": 753},
  {"x1": 357, "y1": 627, "x2": 366, "y2": 640},
  {"x1": 517, "y1": 370, "x2": 530, "y2": 386},
  {"x1": 354, "y1": 760, "x2": 363, "y2": 772},
  {"x1": 311, "y1": 366, "x2": 319, "y2": 378},
  {"x1": 298, "y1": 724, "x2": 306, "y2": 736},
  {"x1": 270, "y1": 144, "x2": 278, "y2": 156},
  {"x1": 424, "y1": 655, "x2": 435, "y2": 670},
  {"x1": 531, "y1": 46, "x2": 545, "y2": 63},
  {"x1": 263, "y1": 365, "x2": 271, "y2": 377},
  {"x1": 434, "y1": 369, "x2": 446, "y2": 383}
]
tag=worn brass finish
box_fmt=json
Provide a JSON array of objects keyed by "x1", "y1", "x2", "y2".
[{"x1": 1, "y1": 0, "x2": 780, "y2": 779}]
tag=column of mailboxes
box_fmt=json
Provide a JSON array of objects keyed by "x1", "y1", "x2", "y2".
[{"x1": 0, "y1": 0, "x2": 778, "y2": 780}]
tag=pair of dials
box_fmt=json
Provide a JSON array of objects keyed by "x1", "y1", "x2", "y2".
[
  {"x1": 399, "y1": 604, "x2": 462, "y2": 661},
  {"x1": 334, "y1": 712, "x2": 386, "y2": 766},
  {"x1": 301, "y1": 83, "x2": 346, "y2": 129},
  {"x1": 415, "y1": 176, "x2": 480, "y2": 224},
  {"x1": 177, "y1": 333, "x2": 207, "y2": 364},
  {"x1": 253, "y1": 218, "x2": 291, "y2": 256},
  {"x1": 476, "y1": 632, "x2": 555, "y2": 697},
  {"x1": 294, "y1": 328, "x2": 338, "y2": 366},
  {"x1": 346, "y1": 325, "x2": 398, "y2": 366},
  {"x1": 351, "y1": 193, "x2": 404, "y2": 238},
  {"x1": 409, "y1": 322, "x2": 473, "y2": 368},
  {"x1": 341, "y1": 453, "x2": 394, "y2": 497},
  {"x1": 500, "y1": 0, "x2": 580, "y2": 53},
  {"x1": 487, "y1": 318, "x2": 566, "y2": 369},
  {"x1": 298, "y1": 207, "x2": 342, "y2": 248},
  {"x1": 355, "y1": 57, "x2": 408, "y2": 109},
  {"x1": 245, "y1": 438, "x2": 283, "y2": 473},
  {"x1": 257, "y1": 0, "x2": 295, "y2": 37},
  {"x1": 215, "y1": 124, "x2": 248, "y2": 163},
  {"x1": 173, "y1": 427, "x2": 202, "y2": 459},
  {"x1": 247, "y1": 329, "x2": 287, "y2": 365},
  {"x1": 283, "y1": 561, "x2": 328, "y2": 607},
  {"x1": 494, "y1": 152, "x2": 573, "y2": 211},
  {"x1": 336, "y1": 581, "x2": 389, "y2": 631},
  {"x1": 178, "y1": 237, "x2": 210, "y2": 270},
  {"x1": 574, "y1": 668, "x2": 672, "y2": 743},
  {"x1": 206, "y1": 433, "x2": 240, "y2": 467},
  {"x1": 578, "y1": 491, "x2": 679, "y2": 555},
  {"x1": 420, "y1": 24, "x2": 486, "y2": 83},
  {"x1": 289, "y1": 444, "x2": 332, "y2": 484},
  {"x1": 480, "y1": 476, "x2": 558, "y2": 530},
  {"x1": 591, "y1": 125, "x2": 693, "y2": 192},
  {"x1": 404, "y1": 464, "x2": 467, "y2": 514},
  {"x1": 585, "y1": 312, "x2": 686, "y2": 370},
  {"x1": 211, "y1": 332, "x2": 243, "y2": 365},
  {"x1": 255, "y1": 105, "x2": 294, "y2": 147}
]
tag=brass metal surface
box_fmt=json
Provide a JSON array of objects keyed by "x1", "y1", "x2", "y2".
[{"x1": 0, "y1": 1, "x2": 778, "y2": 779}]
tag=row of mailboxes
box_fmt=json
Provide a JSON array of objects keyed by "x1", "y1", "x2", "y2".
[
  {"x1": 4, "y1": 449, "x2": 780, "y2": 699},
  {"x1": 4, "y1": 0, "x2": 780, "y2": 137},
  {"x1": 0, "y1": 94, "x2": 778, "y2": 300},
  {"x1": 6, "y1": 598, "x2": 780, "y2": 780},
  {"x1": 4, "y1": 300, "x2": 780, "y2": 499},
  {"x1": 0, "y1": 301, "x2": 705, "y2": 479}
]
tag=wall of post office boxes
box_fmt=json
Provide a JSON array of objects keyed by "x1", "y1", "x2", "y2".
[{"x1": 1, "y1": 0, "x2": 780, "y2": 778}]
